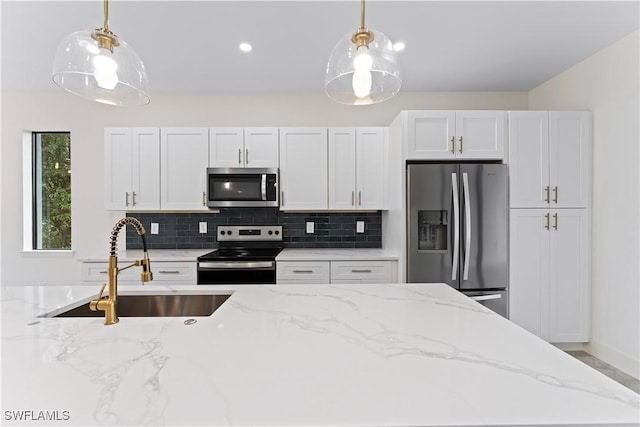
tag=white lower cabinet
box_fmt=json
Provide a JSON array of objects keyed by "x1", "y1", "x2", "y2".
[
  {"x1": 276, "y1": 261, "x2": 330, "y2": 284},
  {"x1": 277, "y1": 260, "x2": 396, "y2": 284},
  {"x1": 509, "y1": 209, "x2": 589, "y2": 343},
  {"x1": 82, "y1": 261, "x2": 196, "y2": 285}
]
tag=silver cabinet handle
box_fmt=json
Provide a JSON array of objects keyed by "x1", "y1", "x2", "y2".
[
  {"x1": 351, "y1": 191, "x2": 355, "y2": 206},
  {"x1": 281, "y1": 191, "x2": 284, "y2": 206},
  {"x1": 293, "y1": 270, "x2": 314, "y2": 273},
  {"x1": 132, "y1": 191, "x2": 137, "y2": 206},
  {"x1": 451, "y1": 173, "x2": 459, "y2": 281},
  {"x1": 553, "y1": 186, "x2": 558, "y2": 204},
  {"x1": 545, "y1": 186, "x2": 550, "y2": 204},
  {"x1": 545, "y1": 213, "x2": 550, "y2": 230},
  {"x1": 246, "y1": 148, "x2": 249, "y2": 164},
  {"x1": 450, "y1": 136, "x2": 455, "y2": 154},
  {"x1": 358, "y1": 191, "x2": 362, "y2": 206},
  {"x1": 158, "y1": 270, "x2": 180, "y2": 274},
  {"x1": 458, "y1": 136, "x2": 463, "y2": 153},
  {"x1": 100, "y1": 270, "x2": 108, "y2": 274},
  {"x1": 202, "y1": 192, "x2": 206, "y2": 206},
  {"x1": 238, "y1": 148, "x2": 242, "y2": 165},
  {"x1": 351, "y1": 269, "x2": 372, "y2": 273},
  {"x1": 553, "y1": 213, "x2": 558, "y2": 230},
  {"x1": 125, "y1": 192, "x2": 130, "y2": 207},
  {"x1": 462, "y1": 172, "x2": 471, "y2": 281}
]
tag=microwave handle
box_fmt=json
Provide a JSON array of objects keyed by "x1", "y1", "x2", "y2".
[{"x1": 261, "y1": 174, "x2": 267, "y2": 201}]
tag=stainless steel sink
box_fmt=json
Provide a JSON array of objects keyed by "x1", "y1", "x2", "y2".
[{"x1": 50, "y1": 293, "x2": 232, "y2": 318}]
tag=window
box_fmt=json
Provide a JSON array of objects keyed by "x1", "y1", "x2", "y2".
[{"x1": 26, "y1": 132, "x2": 72, "y2": 250}]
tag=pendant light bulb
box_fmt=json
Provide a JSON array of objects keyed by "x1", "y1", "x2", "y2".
[
  {"x1": 352, "y1": 46, "x2": 373, "y2": 98},
  {"x1": 92, "y1": 53, "x2": 119, "y2": 90}
]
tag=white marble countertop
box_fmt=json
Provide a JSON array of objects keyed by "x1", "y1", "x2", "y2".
[
  {"x1": 1, "y1": 283, "x2": 638, "y2": 426},
  {"x1": 276, "y1": 248, "x2": 399, "y2": 261}
]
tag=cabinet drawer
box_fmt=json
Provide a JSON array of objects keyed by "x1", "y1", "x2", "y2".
[
  {"x1": 277, "y1": 261, "x2": 330, "y2": 284},
  {"x1": 330, "y1": 261, "x2": 393, "y2": 283},
  {"x1": 151, "y1": 262, "x2": 196, "y2": 283},
  {"x1": 82, "y1": 261, "x2": 196, "y2": 284}
]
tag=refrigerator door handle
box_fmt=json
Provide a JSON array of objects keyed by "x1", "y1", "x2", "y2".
[
  {"x1": 462, "y1": 172, "x2": 471, "y2": 281},
  {"x1": 451, "y1": 172, "x2": 459, "y2": 281}
]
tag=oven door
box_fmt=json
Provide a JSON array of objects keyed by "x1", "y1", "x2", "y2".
[
  {"x1": 207, "y1": 168, "x2": 278, "y2": 208},
  {"x1": 197, "y1": 261, "x2": 276, "y2": 284}
]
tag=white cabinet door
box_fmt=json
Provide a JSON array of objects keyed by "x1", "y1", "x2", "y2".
[
  {"x1": 279, "y1": 127, "x2": 328, "y2": 210},
  {"x1": 209, "y1": 127, "x2": 279, "y2": 168},
  {"x1": 548, "y1": 209, "x2": 590, "y2": 343},
  {"x1": 549, "y1": 111, "x2": 590, "y2": 209},
  {"x1": 328, "y1": 128, "x2": 357, "y2": 210},
  {"x1": 244, "y1": 128, "x2": 279, "y2": 168},
  {"x1": 161, "y1": 128, "x2": 209, "y2": 210},
  {"x1": 406, "y1": 111, "x2": 456, "y2": 159},
  {"x1": 105, "y1": 128, "x2": 160, "y2": 211},
  {"x1": 508, "y1": 112, "x2": 550, "y2": 208},
  {"x1": 104, "y1": 128, "x2": 133, "y2": 210},
  {"x1": 131, "y1": 128, "x2": 161, "y2": 210},
  {"x1": 509, "y1": 209, "x2": 549, "y2": 338},
  {"x1": 356, "y1": 127, "x2": 386, "y2": 210},
  {"x1": 509, "y1": 208, "x2": 589, "y2": 343},
  {"x1": 328, "y1": 127, "x2": 386, "y2": 210},
  {"x1": 209, "y1": 128, "x2": 244, "y2": 167},
  {"x1": 455, "y1": 111, "x2": 505, "y2": 160}
]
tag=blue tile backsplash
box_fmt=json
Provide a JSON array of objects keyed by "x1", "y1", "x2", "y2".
[{"x1": 125, "y1": 209, "x2": 381, "y2": 250}]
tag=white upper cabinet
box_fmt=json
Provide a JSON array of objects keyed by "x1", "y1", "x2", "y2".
[
  {"x1": 406, "y1": 111, "x2": 505, "y2": 160},
  {"x1": 104, "y1": 128, "x2": 160, "y2": 210},
  {"x1": 328, "y1": 127, "x2": 387, "y2": 210},
  {"x1": 209, "y1": 127, "x2": 279, "y2": 168},
  {"x1": 509, "y1": 111, "x2": 590, "y2": 208},
  {"x1": 161, "y1": 127, "x2": 209, "y2": 210},
  {"x1": 279, "y1": 127, "x2": 328, "y2": 210}
]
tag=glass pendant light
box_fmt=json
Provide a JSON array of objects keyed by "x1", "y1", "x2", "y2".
[
  {"x1": 325, "y1": 0, "x2": 401, "y2": 105},
  {"x1": 52, "y1": 0, "x2": 150, "y2": 106}
]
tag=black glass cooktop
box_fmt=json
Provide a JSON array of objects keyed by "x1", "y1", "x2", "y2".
[{"x1": 198, "y1": 247, "x2": 282, "y2": 262}]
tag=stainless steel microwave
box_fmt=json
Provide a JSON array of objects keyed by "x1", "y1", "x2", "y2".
[{"x1": 207, "y1": 168, "x2": 279, "y2": 208}]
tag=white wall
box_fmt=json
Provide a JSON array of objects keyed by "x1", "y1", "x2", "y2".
[
  {"x1": 0, "y1": 91, "x2": 528, "y2": 286},
  {"x1": 529, "y1": 30, "x2": 640, "y2": 378}
]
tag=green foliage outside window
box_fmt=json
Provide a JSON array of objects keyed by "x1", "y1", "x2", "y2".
[{"x1": 34, "y1": 133, "x2": 71, "y2": 250}]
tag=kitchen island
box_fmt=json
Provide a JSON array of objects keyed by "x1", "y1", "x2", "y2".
[{"x1": 1, "y1": 283, "x2": 638, "y2": 426}]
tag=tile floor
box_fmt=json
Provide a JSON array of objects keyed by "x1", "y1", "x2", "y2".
[{"x1": 567, "y1": 350, "x2": 640, "y2": 394}]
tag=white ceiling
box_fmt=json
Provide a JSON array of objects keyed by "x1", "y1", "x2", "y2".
[{"x1": 1, "y1": 1, "x2": 638, "y2": 93}]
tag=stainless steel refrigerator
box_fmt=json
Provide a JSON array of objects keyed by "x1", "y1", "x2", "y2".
[{"x1": 407, "y1": 163, "x2": 509, "y2": 317}]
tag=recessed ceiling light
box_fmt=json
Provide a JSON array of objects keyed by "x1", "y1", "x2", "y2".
[
  {"x1": 239, "y1": 43, "x2": 252, "y2": 53},
  {"x1": 393, "y1": 42, "x2": 406, "y2": 52}
]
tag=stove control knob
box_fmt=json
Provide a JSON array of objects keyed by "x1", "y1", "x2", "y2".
[
  {"x1": 228, "y1": 230, "x2": 233, "y2": 235},
  {"x1": 274, "y1": 230, "x2": 280, "y2": 235},
  {"x1": 268, "y1": 230, "x2": 273, "y2": 235},
  {"x1": 220, "y1": 231, "x2": 226, "y2": 235}
]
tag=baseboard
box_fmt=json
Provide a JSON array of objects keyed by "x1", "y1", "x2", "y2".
[
  {"x1": 554, "y1": 342, "x2": 588, "y2": 352},
  {"x1": 585, "y1": 340, "x2": 640, "y2": 379}
]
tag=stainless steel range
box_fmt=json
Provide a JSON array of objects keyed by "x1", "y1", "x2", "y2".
[{"x1": 197, "y1": 225, "x2": 283, "y2": 285}]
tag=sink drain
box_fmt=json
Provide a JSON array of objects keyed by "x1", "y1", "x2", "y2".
[{"x1": 184, "y1": 319, "x2": 197, "y2": 325}]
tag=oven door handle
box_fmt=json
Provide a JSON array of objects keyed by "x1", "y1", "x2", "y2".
[
  {"x1": 198, "y1": 261, "x2": 275, "y2": 270},
  {"x1": 261, "y1": 174, "x2": 267, "y2": 201}
]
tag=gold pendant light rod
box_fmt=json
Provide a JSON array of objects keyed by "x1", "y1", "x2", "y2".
[
  {"x1": 352, "y1": 0, "x2": 374, "y2": 48},
  {"x1": 102, "y1": 0, "x2": 110, "y2": 32}
]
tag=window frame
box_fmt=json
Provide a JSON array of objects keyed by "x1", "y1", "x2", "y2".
[{"x1": 22, "y1": 131, "x2": 74, "y2": 256}]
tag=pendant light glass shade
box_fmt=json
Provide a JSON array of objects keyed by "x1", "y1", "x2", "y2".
[
  {"x1": 325, "y1": 28, "x2": 401, "y2": 105},
  {"x1": 51, "y1": 1, "x2": 149, "y2": 106},
  {"x1": 325, "y1": 0, "x2": 401, "y2": 105}
]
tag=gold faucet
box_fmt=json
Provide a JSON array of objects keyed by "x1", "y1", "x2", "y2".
[{"x1": 90, "y1": 217, "x2": 153, "y2": 325}]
